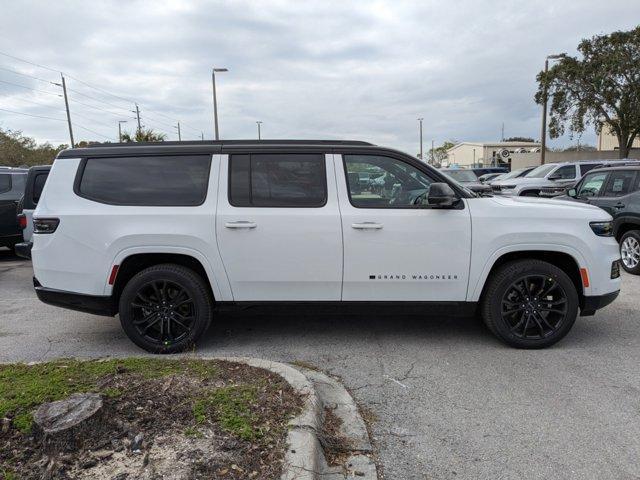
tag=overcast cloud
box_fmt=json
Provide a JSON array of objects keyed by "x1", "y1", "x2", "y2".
[{"x1": 1, "y1": 0, "x2": 639, "y2": 154}]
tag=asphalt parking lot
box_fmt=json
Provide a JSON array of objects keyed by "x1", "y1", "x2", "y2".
[{"x1": 1, "y1": 248, "x2": 639, "y2": 480}]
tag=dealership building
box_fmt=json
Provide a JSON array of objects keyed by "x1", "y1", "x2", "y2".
[{"x1": 445, "y1": 141, "x2": 541, "y2": 168}]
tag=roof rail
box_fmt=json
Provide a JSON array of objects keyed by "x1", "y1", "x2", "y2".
[{"x1": 85, "y1": 139, "x2": 375, "y2": 148}]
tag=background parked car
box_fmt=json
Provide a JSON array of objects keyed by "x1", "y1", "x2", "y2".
[
  {"x1": 557, "y1": 165, "x2": 640, "y2": 274},
  {"x1": 485, "y1": 166, "x2": 537, "y2": 185},
  {"x1": 440, "y1": 168, "x2": 492, "y2": 195},
  {"x1": 471, "y1": 167, "x2": 508, "y2": 177},
  {"x1": 478, "y1": 172, "x2": 504, "y2": 183},
  {"x1": 15, "y1": 165, "x2": 51, "y2": 259},
  {"x1": 491, "y1": 160, "x2": 636, "y2": 197},
  {"x1": 0, "y1": 167, "x2": 28, "y2": 253}
]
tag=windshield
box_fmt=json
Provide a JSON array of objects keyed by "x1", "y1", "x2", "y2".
[
  {"x1": 500, "y1": 168, "x2": 528, "y2": 180},
  {"x1": 443, "y1": 170, "x2": 477, "y2": 182},
  {"x1": 525, "y1": 164, "x2": 557, "y2": 178}
]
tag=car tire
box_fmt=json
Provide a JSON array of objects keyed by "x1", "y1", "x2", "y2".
[
  {"x1": 481, "y1": 259, "x2": 579, "y2": 348},
  {"x1": 619, "y1": 230, "x2": 640, "y2": 274},
  {"x1": 119, "y1": 264, "x2": 213, "y2": 354}
]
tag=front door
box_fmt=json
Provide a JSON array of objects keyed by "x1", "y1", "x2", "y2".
[
  {"x1": 591, "y1": 169, "x2": 638, "y2": 216},
  {"x1": 216, "y1": 153, "x2": 343, "y2": 301},
  {"x1": 335, "y1": 153, "x2": 471, "y2": 301}
]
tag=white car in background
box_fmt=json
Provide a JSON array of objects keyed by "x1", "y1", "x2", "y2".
[{"x1": 491, "y1": 160, "x2": 636, "y2": 197}]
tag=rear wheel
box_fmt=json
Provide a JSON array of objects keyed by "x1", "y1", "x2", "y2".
[
  {"x1": 620, "y1": 230, "x2": 640, "y2": 274},
  {"x1": 119, "y1": 264, "x2": 213, "y2": 353},
  {"x1": 481, "y1": 259, "x2": 579, "y2": 348}
]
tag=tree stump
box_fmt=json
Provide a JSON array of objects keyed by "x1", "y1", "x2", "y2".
[{"x1": 33, "y1": 393, "x2": 105, "y2": 453}]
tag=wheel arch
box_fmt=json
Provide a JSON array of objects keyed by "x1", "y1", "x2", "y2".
[
  {"x1": 614, "y1": 217, "x2": 640, "y2": 241},
  {"x1": 110, "y1": 251, "x2": 218, "y2": 313},
  {"x1": 474, "y1": 249, "x2": 584, "y2": 307}
]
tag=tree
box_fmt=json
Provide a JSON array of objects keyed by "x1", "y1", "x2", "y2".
[
  {"x1": 429, "y1": 140, "x2": 456, "y2": 165},
  {"x1": 535, "y1": 26, "x2": 640, "y2": 159},
  {"x1": 121, "y1": 128, "x2": 167, "y2": 143},
  {"x1": 0, "y1": 128, "x2": 67, "y2": 166},
  {"x1": 503, "y1": 136, "x2": 535, "y2": 143}
]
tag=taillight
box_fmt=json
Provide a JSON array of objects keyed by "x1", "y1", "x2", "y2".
[
  {"x1": 33, "y1": 217, "x2": 60, "y2": 234},
  {"x1": 17, "y1": 214, "x2": 27, "y2": 230}
]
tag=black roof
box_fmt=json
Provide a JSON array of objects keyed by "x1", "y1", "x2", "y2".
[
  {"x1": 591, "y1": 164, "x2": 640, "y2": 172},
  {"x1": 57, "y1": 139, "x2": 376, "y2": 159}
]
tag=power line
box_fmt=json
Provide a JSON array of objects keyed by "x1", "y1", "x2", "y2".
[
  {"x1": 0, "y1": 79, "x2": 61, "y2": 96},
  {"x1": 65, "y1": 87, "x2": 132, "y2": 113},
  {"x1": 0, "y1": 65, "x2": 57, "y2": 85},
  {"x1": 4, "y1": 95, "x2": 66, "y2": 112},
  {"x1": 72, "y1": 123, "x2": 115, "y2": 141},
  {"x1": 0, "y1": 50, "x2": 60, "y2": 73},
  {"x1": 0, "y1": 107, "x2": 66, "y2": 122}
]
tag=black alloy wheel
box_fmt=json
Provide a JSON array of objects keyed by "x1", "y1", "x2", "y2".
[
  {"x1": 131, "y1": 280, "x2": 196, "y2": 346},
  {"x1": 481, "y1": 259, "x2": 579, "y2": 348},
  {"x1": 119, "y1": 264, "x2": 212, "y2": 353},
  {"x1": 500, "y1": 274, "x2": 568, "y2": 339}
]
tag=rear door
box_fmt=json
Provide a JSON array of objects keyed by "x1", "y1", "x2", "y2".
[
  {"x1": 592, "y1": 170, "x2": 639, "y2": 216},
  {"x1": 215, "y1": 152, "x2": 342, "y2": 301}
]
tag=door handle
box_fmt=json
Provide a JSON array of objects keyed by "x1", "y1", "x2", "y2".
[
  {"x1": 225, "y1": 221, "x2": 257, "y2": 229},
  {"x1": 351, "y1": 222, "x2": 383, "y2": 230},
  {"x1": 615, "y1": 203, "x2": 625, "y2": 209}
]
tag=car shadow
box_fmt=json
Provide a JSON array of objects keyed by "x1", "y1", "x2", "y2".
[{"x1": 0, "y1": 247, "x2": 26, "y2": 263}]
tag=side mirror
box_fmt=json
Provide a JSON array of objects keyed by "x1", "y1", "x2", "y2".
[
  {"x1": 567, "y1": 188, "x2": 577, "y2": 198},
  {"x1": 548, "y1": 174, "x2": 561, "y2": 181},
  {"x1": 428, "y1": 183, "x2": 457, "y2": 207}
]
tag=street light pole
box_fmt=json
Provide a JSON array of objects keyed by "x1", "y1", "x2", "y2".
[
  {"x1": 540, "y1": 53, "x2": 566, "y2": 164},
  {"x1": 417, "y1": 118, "x2": 424, "y2": 161},
  {"x1": 256, "y1": 121, "x2": 263, "y2": 140},
  {"x1": 118, "y1": 120, "x2": 127, "y2": 142},
  {"x1": 174, "y1": 122, "x2": 182, "y2": 141},
  {"x1": 212, "y1": 67, "x2": 228, "y2": 140}
]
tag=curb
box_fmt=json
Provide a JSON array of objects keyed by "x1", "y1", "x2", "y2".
[{"x1": 217, "y1": 357, "x2": 377, "y2": 480}]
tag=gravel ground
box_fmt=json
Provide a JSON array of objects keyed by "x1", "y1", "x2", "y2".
[{"x1": 1, "y1": 248, "x2": 639, "y2": 480}]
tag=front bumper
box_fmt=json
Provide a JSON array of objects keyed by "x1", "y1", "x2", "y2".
[
  {"x1": 34, "y1": 277, "x2": 116, "y2": 317},
  {"x1": 580, "y1": 290, "x2": 620, "y2": 316}
]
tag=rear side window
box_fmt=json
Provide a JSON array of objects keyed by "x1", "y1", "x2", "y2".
[
  {"x1": 32, "y1": 173, "x2": 48, "y2": 204},
  {"x1": 78, "y1": 155, "x2": 211, "y2": 206},
  {"x1": 229, "y1": 153, "x2": 326, "y2": 207},
  {"x1": 602, "y1": 171, "x2": 637, "y2": 197},
  {"x1": 0, "y1": 174, "x2": 10, "y2": 194}
]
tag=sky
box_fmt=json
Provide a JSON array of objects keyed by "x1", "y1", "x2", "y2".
[{"x1": 0, "y1": 0, "x2": 639, "y2": 155}]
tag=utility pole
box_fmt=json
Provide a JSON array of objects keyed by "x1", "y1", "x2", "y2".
[
  {"x1": 118, "y1": 120, "x2": 127, "y2": 142},
  {"x1": 540, "y1": 53, "x2": 566, "y2": 164},
  {"x1": 201, "y1": 131, "x2": 204, "y2": 141},
  {"x1": 60, "y1": 74, "x2": 74, "y2": 146},
  {"x1": 256, "y1": 121, "x2": 263, "y2": 140},
  {"x1": 501, "y1": 122, "x2": 504, "y2": 142},
  {"x1": 417, "y1": 118, "x2": 424, "y2": 161},
  {"x1": 431, "y1": 139, "x2": 435, "y2": 165},
  {"x1": 174, "y1": 122, "x2": 182, "y2": 141},
  {"x1": 212, "y1": 67, "x2": 228, "y2": 140},
  {"x1": 134, "y1": 103, "x2": 142, "y2": 136}
]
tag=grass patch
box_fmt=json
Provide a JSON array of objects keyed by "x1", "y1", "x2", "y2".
[
  {"x1": 193, "y1": 386, "x2": 260, "y2": 441},
  {"x1": 0, "y1": 358, "x2": 219, "y2": 432}
]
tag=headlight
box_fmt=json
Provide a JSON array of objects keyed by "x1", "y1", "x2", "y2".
[{"x1": 589, "y1": 221, "x2": 613, "y2": 237}]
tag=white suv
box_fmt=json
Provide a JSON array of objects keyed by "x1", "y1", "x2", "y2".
[
  {"x1": 32, "y1": 140, "x2": 621, "y2": 353},
  {"x1": 491, "y1": 160, "x2": 635, "y2": 197}
]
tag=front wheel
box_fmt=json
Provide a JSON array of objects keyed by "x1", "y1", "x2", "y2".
[
  {"x1": 481, "y1": 259, "x2": 579, "y2": 348},
  {"x1": 119, "y1": 264, "x2": 213, "y2": 354},
  {"x1": 620, "y1": 230, "x2": 640, "y2": 274}
]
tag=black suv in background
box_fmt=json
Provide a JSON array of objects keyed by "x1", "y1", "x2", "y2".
[
  {"x1": 0, "y1": 167, "x2": 27, "y2": 252},
  {"x1": 558, "y1": 165, "x2": 640, "y2": 274}
]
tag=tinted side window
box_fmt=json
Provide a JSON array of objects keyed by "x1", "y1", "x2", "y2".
[
  {"x1": 602, "y1": 171, "x2": 637, "y2": 197},
  {"x1": 554, "y1": 165, "x2": 576, "y2": 179},
  {"x1": 576, "y1": 172, "x2": 608, "y2": 198},
  {"x1": 78, "y1": 155, "x2": 211, "y2": 206},
  {"x1": 32, "y1": 173, "x2": 48, "y2": 204},
  {"x1": 229, "y1": 154, "x2": 326, "y2": 207},
  {"x1": 0, "y1": 174, "x2": 10, "y2": 194}
]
